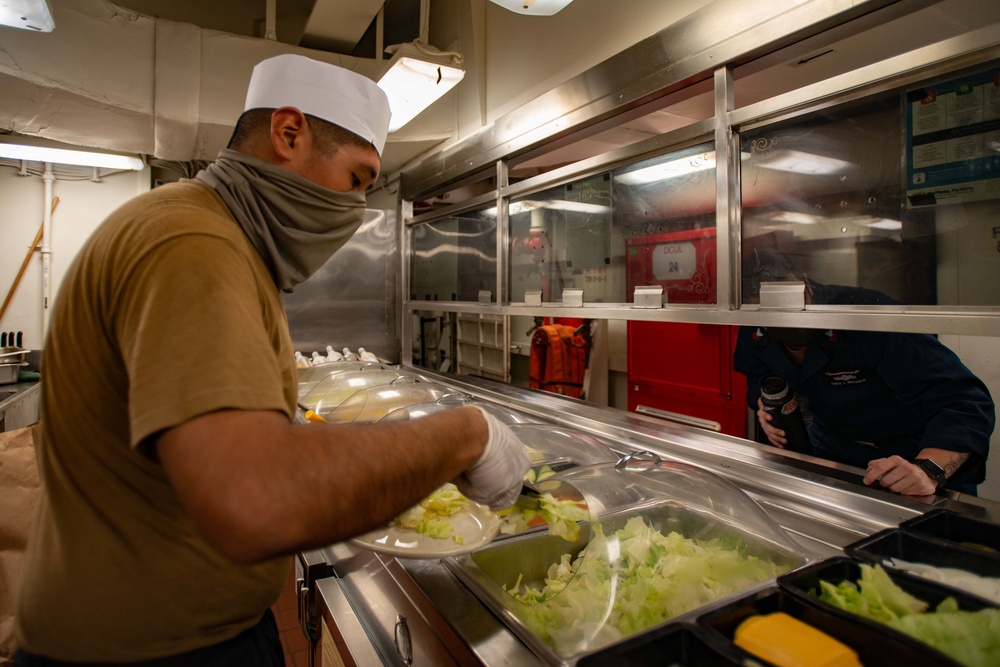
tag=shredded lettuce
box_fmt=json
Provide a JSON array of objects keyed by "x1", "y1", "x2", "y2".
[
  {"x1": 391, "y1": 484, "x2": 468, "y2": 543},
  {"x1": 499, "y1": 493, "x2": 589, "y2": 541},
  {"x1": 504, "y1": 516, "x2": 789, "y2": 655},
  {"x1": 814, "y1": 563, "x2": 1000, "y2": 667}
]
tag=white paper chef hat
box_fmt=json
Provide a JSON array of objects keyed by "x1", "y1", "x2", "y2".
[{"x1": 244, "y1": 54, "x2": 391, "y2": 156}]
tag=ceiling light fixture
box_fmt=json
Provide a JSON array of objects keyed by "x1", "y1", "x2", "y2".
[
  {"x1": 488, "y1": 0, "x2": 575, "y2": 16},
  {"x1": 506, "y1": 200, "x2": 611, "y2": 215},
  {"x1": 756, "y1": 149, "x2": 851, "y2": 175},
  {"x1": 864, "y1": 218, "x2": 903, "y2": 231},
  {"x1": 543, "y1": 200, "x2": 611, "y2": 215},
  {"x1": 0, "y1": 142, "x2": 145, "y2": 170},
  {"x1": 765, "y1": 211, "x2": 820, "y2": 225},
  {"x1": 0, "y1": 0, "x2": 54, "y2": 32},
  {"x1": 614, "y1": 152, "x2": 753, "y2": 185},
  {"x1": 615, "y1": 153, "x2": 716, "y2": 185},
  {"x1": 378, "y1": 42, "x2": 465, "y2": 132}
]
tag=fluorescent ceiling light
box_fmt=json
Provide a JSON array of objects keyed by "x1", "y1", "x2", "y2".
[
  {"x1": 863, "y1": 217, "x2": 902, "y2": 231},
  {"x1": 545, "y1": 200, "x2": 611, "y2": 214},
  {"x1": 0, "y1": 143, "x2": 145, "y2": 170},
  {"x1": 756, "y1": 149, "x2": 851, "y2": 175},
  {"x1": 614, "y1": 151, "x2": 719, "y2": 185},
  {"x1": 489, "y1": 0, "x2": 575, "y2": 15},
  {"x1": 0, "y1": 0, "x2": 54, "y2": 31},
  {"x1": 765, "y1": 211, "x2": 820, "y2": 225},
  {"x1": 507, "y1": 199, "x2": 611, "y2": 215},
  {"x1": 760, "y1": 211, "x2": 901, "y2": 230},
  {"x1": 378, "y1": 43, "x2": 465, "y2": 132}
]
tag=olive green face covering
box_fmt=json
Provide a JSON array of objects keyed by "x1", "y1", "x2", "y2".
[{"x1": 196, "y1": 149, "x2": 365, "y2": 292}]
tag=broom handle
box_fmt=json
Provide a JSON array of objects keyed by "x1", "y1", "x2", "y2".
[{"x1": 0, "y1": 197, "x2": 59, "y2": 324}]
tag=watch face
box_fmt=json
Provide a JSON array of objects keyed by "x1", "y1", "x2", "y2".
[{"x1": 916, "y1": 458, "x2": 946, "y2": 483}]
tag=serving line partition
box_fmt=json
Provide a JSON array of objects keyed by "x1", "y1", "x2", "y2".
[{"x1": 399, "y1": 13, "x2": 1000, "y2": 347}]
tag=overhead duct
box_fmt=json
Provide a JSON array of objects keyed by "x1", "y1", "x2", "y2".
[
  {"x1": 0, "y1": 0, "x2": 435, "y2": 165},
  {"x1": 300, "y1": 0, "x2": 384, "y2": 54}
]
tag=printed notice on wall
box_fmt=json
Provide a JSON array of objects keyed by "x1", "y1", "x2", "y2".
[{"x1": 905, "y1": 68, "x2": 1000, "y2": 208}]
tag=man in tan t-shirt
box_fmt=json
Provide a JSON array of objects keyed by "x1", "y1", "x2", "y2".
[{"x1": 15, "y1": 55, "x2": 530, "y2": 666}]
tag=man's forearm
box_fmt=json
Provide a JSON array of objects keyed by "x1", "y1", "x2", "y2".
[{"x1": 157, "y1": 406, "x2": 486, "y2": 564}]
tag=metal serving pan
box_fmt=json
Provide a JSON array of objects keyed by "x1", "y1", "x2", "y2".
[
  {"x1": 446, "y1": 459, "x2": 807, "y2": 665},
  {"x1": 0, "y1": 362, "x2": 27, "y2": 385}
]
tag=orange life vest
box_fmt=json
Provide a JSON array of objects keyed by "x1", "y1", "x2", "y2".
[{"x1": 528, "y1": 324, "x2": 588, "y2": 398}]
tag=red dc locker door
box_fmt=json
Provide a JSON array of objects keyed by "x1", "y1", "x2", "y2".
[
  {"x1": 627, "y1": 322, "x2": 748, "y2": 438},
  {"x1": 625, "y1": 227, "x2": 746, "y2": 438}
]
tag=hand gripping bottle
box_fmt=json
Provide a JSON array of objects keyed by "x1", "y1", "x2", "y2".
[{"x1": 759, "y1": 375, "x2": 811, "y2": 454}]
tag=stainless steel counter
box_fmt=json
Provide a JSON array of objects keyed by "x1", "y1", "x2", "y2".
[
  {"x1": 303, "y1": 374, "x2": 998, "y2": 667},
  {"x1": 0, "y1": 380, "x2": 40, "y2": 432}
]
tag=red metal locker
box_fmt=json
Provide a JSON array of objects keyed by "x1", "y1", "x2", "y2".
[
  {"x1": 627, "y1": 321, "x2": 747, "y2": 437},
  {"x1": 625, "y1": 228, "x2": 747, "y2": 437}
]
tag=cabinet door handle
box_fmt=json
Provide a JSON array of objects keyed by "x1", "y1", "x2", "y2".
[
  {"x1": 394, "y1": 614, "x2": 413, "y2": 665},
  {"x1": 296, "y1": 578, "x2": 315, "y2": 640}
]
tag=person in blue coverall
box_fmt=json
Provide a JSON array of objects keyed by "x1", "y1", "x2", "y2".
[{"x1": 734, "y1": 325, "x2": 994, "y2": 496}]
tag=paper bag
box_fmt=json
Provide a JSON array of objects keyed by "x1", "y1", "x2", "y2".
[{"x1": 0, "y1": 423, "x2": 40, "y2": 664}]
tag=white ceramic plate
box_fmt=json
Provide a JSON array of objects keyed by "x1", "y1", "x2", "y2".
[{"x1": 350, "y1": 499, "x2": 501, "y2": 559}]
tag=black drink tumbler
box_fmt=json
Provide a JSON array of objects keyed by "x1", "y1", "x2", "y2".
[{"x1": 759, "y1": 375, "x2": 811, "y2": 454}]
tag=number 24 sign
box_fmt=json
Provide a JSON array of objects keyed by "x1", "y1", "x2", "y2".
[{"x1": 652, "y1": 242, "x2": 697, "y2": 281}]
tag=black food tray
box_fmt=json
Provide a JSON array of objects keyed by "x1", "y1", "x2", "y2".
[
  {"x1": 575, "y1": 623, "x2": 749, "y2": 667},
  {"x1": 899, "y1": 509, "x2": 1000, "y2": 558},
  {"x1": 698, "y1": 585, "x2": 950, "y2": 667},
  {"x1": 777, "y1": 556, "x2": 997, "y2": 666}
]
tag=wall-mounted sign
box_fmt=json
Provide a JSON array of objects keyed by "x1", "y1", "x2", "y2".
[{"x1": 906, "y1": 68, "x2": 1000, "y2": 208}]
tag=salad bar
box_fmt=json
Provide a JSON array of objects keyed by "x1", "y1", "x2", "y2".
[{"x1": 292, "y1": 364, "x2": 1000, "y2": 667}]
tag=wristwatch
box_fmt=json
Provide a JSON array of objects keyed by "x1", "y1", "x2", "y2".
[{"x1": 914, "y1": 458, "x2": 947, "y2": 487}]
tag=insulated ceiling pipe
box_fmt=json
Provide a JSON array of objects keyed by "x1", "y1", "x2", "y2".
[
  {"x1": 40, "y1": 162, "x2": 55, "y2": 338},
  {"x1": 418, "y1": 0, "x2": 429, "y2": 44},
  {"x1": 264, "y1": 0, "x2": 276, "y2": 41}
]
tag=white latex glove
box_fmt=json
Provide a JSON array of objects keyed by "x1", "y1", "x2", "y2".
[{"x1": 453, "y1": 407, "x2": 531, "y2": 510}]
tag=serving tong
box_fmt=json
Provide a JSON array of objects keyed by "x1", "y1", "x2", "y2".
[{"x1": 297, "y1": 401, "x2": 327, "y2": 423}]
